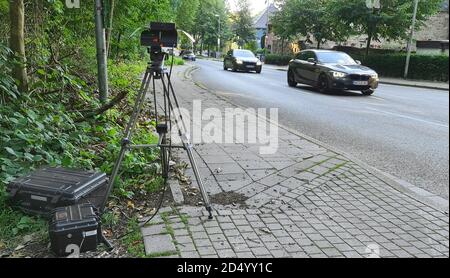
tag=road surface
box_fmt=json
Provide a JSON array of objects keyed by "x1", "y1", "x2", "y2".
[{"x1": 191, "y1": 59, "x2": 450, "y2": 200}]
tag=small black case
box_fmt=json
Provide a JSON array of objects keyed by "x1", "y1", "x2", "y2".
[
  {"x1": 49, "y1": 204, "x2": 100, "y2": 257},
  {"x1": 7, "y1": 167, "x2": 109, "y2": 217}
]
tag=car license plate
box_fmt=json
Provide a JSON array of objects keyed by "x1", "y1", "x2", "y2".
[
  {"x1": 353, "y1": 81, "x2": 369, "y2": 86},
  {"x1": 246, "y1": 65, "x2": 255, "y2": 68}
]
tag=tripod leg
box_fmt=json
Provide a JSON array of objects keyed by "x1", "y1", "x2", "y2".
[
  {"x1": 160, "y1": 132, "x2": 170, "y2": 179},
  {"x1": 161, "y1": 74, "x2": 213, "y2": 220},
  {"x1": 185, "y1": 144, "x2": 213, "y2": 219},
  {"x1": 102, "y1": 70, "x2": 153, "y2": 212}
]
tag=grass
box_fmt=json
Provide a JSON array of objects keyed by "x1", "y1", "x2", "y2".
[
  {"x1": 121, "y1": 218, "x2": 147, "y2": 258},
  {"x1": 324, "y1": 162, "x2": 348, "y2": 176},
  {"x1": 166, "y1": 56, "x2": 185, "y2": 66},
  {"x1": 0, "y1": 204, "x2": 47, "y2": 251}
]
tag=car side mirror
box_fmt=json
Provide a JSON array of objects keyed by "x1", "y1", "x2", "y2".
[
  {"x1": 307, "y1": 58, "x2": 317, "y2": 64},
  {"x1": 356, "y1": 60, "x2": 362, "y2": 65}
]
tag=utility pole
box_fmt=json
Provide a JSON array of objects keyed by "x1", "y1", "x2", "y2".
[
  {"x1": 404, "y1": 0, "x2": 419, "y2": 79},
  {"x1": 266, "y1": 0, "x2": 270, "y2": 49},
  {"x1": 95, "y1": 0, "x2": 109, "y2": 103},
  {"x1": 215, "y1": 14, "x2": 221, "y2": 58}
]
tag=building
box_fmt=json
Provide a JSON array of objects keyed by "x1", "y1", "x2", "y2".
[
  {"x1": 254, "y1": 4, "x2": 277, "y2": 50},
  {"x1": 265, "y1": 0, "x2": 449, "y2": 55},
  {"x1": 415, "y1": 0, "x2": 449, "y2": 55}
]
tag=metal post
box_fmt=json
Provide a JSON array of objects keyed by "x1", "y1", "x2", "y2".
[
  {"x1": 215, "y1": 14, "x2": 221, "y2": 57},
  {"x1": 218, "y1": 18, "x2": 221, "y2": 53},
  {"x1": 404, "y1": 0, "x2": 419, "y2": 79},
  {"x1": 95, "y1": 0, "x2": 109, "y2": 102}
]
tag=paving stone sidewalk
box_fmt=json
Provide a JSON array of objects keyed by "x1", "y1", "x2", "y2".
[{"x1": 141, "y1": 66, "x2": 449, "y2": 258}]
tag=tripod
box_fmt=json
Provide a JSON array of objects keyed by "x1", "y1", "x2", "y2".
[{"x1": 103, "y1": 54, "x2": 213, "y2": 220}]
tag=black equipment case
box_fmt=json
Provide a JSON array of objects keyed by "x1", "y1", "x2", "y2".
[
  {"x1": 7, "y1": 167, "x2": 108, "y2": 216},
  {"x1": 49, "y1": 204, "x2": 100, "y2": 256}
]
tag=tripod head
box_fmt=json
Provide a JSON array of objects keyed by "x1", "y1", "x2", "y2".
[{"x1": 148, "y1": 46, "x2": 167, "y2": 74}]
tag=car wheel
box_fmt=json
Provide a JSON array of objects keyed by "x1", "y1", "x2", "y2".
[
  {"x1": 256, "y1": 69, "x2": 262, "y2": 74},
  {"x1": 318, "y1": 74, "x2": 330, "y2": 93},
  {"x1": 232, "y1": 65, "x2": 237, "y2": 72},
  {"x1": 362, "y1": 89, "x2": 375, "y2": 96},
  {"x1": 288, "y1": 70, "x2": 297, "y2": 87},
  {"x1": 223, "y1": 63, "x2": 228, "y2": 71}
]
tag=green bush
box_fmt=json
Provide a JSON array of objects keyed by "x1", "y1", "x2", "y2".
[
  {"x1": 166, "y1": 56, "x2": 185, "y2": 66},
  {"x1": 265, "y1": 54, "x2": 293, "y2": 66},
  {"x1": 351, "y1": 53, "x2": 449, "y2": 82},
  {"x1": 244, "y1": 41, "x2": 259, "y2": 54},
  {"x1": 0, "y1": 55, "x2": 161, "y2": 249}
]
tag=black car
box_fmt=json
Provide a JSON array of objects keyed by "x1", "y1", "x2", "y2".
[
  {"x1": 288, "y1": 50, "x2": 379, "y2": 95},
  {"x1": 224, "y1": 49, "x2": 262, "y2": 74}
]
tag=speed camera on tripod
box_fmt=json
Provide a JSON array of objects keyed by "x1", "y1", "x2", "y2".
[{"x1": 140, "y1": 22, "x2": 178, "y2": 48}]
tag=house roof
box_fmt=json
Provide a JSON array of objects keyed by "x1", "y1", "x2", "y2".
[{"x1": 254, "y1": 4, "x2": 278, "y2": 29}]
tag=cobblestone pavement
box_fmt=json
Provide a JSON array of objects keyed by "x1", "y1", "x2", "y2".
[{"x1": 141, "y1": 66, "x2": 449, "y2": 258}]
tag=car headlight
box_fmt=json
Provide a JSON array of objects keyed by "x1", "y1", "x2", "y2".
[
  {"x1": 256, "y1": 61, "x2": 262, "y2": 66},
  {"x1": 331, "y1": 71, "x2": 347, "y2": 78},
  {"x1": 236, "y1": 59, "x2": 243, "y2": 65},
  {"x1": 371, "y1": 73, "x2": 379, "y2": 79}
]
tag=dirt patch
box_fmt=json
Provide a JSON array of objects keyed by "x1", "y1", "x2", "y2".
[{"x1": 210, "y1": 192, "x2": 248, "y2": 208}]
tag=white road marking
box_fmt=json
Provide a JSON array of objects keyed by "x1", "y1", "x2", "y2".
[{"x1": 368, "y1": 107, "x2": 449, "y2": 128}]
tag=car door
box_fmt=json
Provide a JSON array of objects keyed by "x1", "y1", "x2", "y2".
[
  {"x1": 302, "y1": 51, "x2": 320, "y2": 84},
  {"x1": 291, "y1": 51, "x2": 308, "y2": 82}
]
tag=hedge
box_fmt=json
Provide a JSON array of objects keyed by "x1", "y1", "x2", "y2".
[
  {"x1": 352, "y1": 53, "x2": 449, "y2": 82},
  {"x1": 265, "y1": 54, "x2": 293, "y2": 66}
]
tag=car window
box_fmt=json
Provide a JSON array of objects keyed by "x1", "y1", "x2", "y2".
[
  {"x1": 296, "y1": 52, "x2": 307, "y2": 60},
  {"x1": 316, "y1": 52, "x2": 356, "y2": 65},
  {"x1": 233, "y1": 50, "x2": 255, "y2": 58},
  {"x1": 304, "y1": 51, "x2": 316, "y2": 61}
]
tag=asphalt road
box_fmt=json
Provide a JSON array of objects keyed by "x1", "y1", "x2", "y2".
[{"x1": 191, "y1": 59, "x2": 450, "y2": 200}]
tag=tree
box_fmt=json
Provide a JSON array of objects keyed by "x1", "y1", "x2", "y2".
[
  {"x1": 110, "y1": 0, "x2": 175, "y2": 59},
  {"x1": 9, "y1": 0, "x2": 27, "y2": 92},
  {"x1": 176, "y1": 0, "x2": 200, "y2": 33},
  {"x1": 192, "y1": 0, "x2": 228, "y2": 54},
  {"x1": 329, "y1": 0, "x2": 443, "y2": 56},
  {"x1": 105, "y1": 0, "x2": 116, "y2": 57},
  {"x1": 232, "y1": 0, "x2": 255, "y2": 48},
  {"x1": 272, "y1": 0, "x2": 350, "y2": 49}
]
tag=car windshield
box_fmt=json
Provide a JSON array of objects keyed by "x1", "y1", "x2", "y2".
[
  {"x1": 317, "y1": 52, "x2": 357, "y2": 65},
  {"x1": 234, "y1": 50, "x2": 255, "y2": 58}
]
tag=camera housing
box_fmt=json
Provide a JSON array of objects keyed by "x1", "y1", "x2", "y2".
[
  {"x1": 141, "y1": 22, "x2": 178, "y2": 49},
  {"x1": 141, "y1": 22, "x2": 178, "y2": 70}
]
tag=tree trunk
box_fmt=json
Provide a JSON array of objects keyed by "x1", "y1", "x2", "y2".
[
  {"x1": 115, "y1": 31, "x2": 122, "y2": 59},
  {"x1": 317, "y1": 39, "x2": 321, "y2": 49},
  {"x1": 365, "y1": 32, "x2": 373, "y2": 58},
  {"x1": 9, "y1": 0, "x2": 28, "y2": 92},
  {"x1": 106, "y1": 0, "x2": 115, "y2": 58}
]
